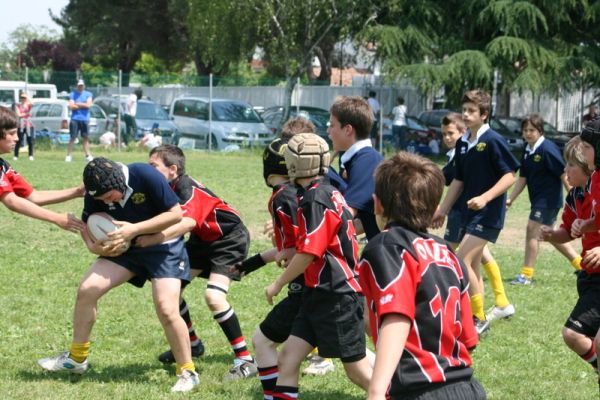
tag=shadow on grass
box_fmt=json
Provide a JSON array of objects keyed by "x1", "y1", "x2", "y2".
[{"x1": 20, "y1": 362, "x2": 157, "y2": 384}]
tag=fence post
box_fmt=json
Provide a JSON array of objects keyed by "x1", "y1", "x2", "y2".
[
  {"x1": 208, "y1": 73, "x2": 213, "y2": 152},
  {"x1": 118, "y1": 70, "x2": 122, "y2": 151}
]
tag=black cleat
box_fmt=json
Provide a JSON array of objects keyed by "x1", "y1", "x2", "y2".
[{"x1": 158, "y1": 340, "x2": 205, "y2": 364}]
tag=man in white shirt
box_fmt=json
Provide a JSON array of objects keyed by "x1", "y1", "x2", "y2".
[
  {"x1": 124, "y1": 88, "x2": 142, "y2": 144},
  {"x1": 367, "y1": 91, "x2": 381, "y2": 149}
]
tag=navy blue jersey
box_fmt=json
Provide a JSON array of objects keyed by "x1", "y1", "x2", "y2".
[
  {"x1": 359, "y1": 223, "x2": 477, "y2": 395},
  {"x1": 269, "y1": 183, "x2": 304, "y2": 288},
  {"x1": 329, "y1": 146, "x2": 383, "y2": 240},
  {"x1": 455, "y1": 129, "x2": 520, "y2": 229},
  {"x1": 520, "y1": 138, "x2": 565, "y2": 209},
  {"x1": 443, "y1": 151, "x2": 467, "y2": 215},
  {"x1": 296, "y1": 178, "x2": 361, "y2": 294},
  {"x1": 82, "y1": 163, "x2": 179, "y2": 223}
]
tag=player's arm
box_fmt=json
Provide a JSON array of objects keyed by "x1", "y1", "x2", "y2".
[
  {"x1": 506, "y1": 176, "x2": 526, "y2": 207},
  {"x1": 431, "y1": 179, "x2": 463, "y2": 228},
  {"x1": 367, "y1": 314, "x2": 411, "y2": 400},
  {"x1": 467, "y1": 171, "x2": 516, "y2": 211},
  {"x1": 539, "y1": 225, "x2": 572, "y2": 243},
  {"x1": 110, "y1": 203, "x2": 182, "y2": 243},
  {"x1": 0, "y1": 192, "x2": 84, "y2": 232},
  {"x1": 265, "y1": 252, "x2": 314, "y2": 304},
  {"x1": 26, "y1": 184, "x2": 85, "y2": 206},
  {"x1": 134, "y1": 215, "x2": 195, "y2": 247}
]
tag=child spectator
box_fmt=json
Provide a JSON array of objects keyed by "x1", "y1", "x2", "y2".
[
  {"x1": 360, "y1": 151, "x2": 485, "y2": 400},
  {"x1": 539, "y1": 136, "x2": 599, "y2": 377},
  {"x1": 327, "y1": 95, "x2": 383, "y2": 240},
  {"x1": 265, "y1": 133, "x2": 372, "y2": 399},
  {"x1": 141, "y1": 144, "x2": 257, "y2": 381},
  {"x1": 441, "y1": 112, "x2": 515, "y2": 322},
  {"x1": 38, "y1": 157, "x2": 199, "y2": 392},
  {"x1": 14, "y1": 92, "x2": 34, "y2": 160},
  {"x1": 390, "y1": 97, "x2": 407, "y2": 149},
  {"x1": 432, "y1": 90, "x2": 520, "y2": 336},
  {"x1": 0, "y1": 106, "x2": 85, "y2": 231},
  {"x1": 507, "y1": 113, "x2": 581, "y2": 285}
]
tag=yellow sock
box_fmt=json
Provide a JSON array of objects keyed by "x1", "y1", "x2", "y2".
[
  {"x1": 176, "y1": 362, "x2": 196, "y2": 375},
  {"x1": 483, "y1": 260, "x2": 510, "y2": 308},
  {"x1": 521, "y1": 266, "x2": 535, "y2": 280},
  {"x1": 470, "y1": 294, "x2": 485, "y2": 321},
  {"x1": 310, "y1": 348, "x2": 319, "y2": 356},
  {"x1": 571, "y1": 256, "x2": 582, "y2": 271},
  {"x1": 69, "y1": 342, "x2": 91, "y2": 363}
]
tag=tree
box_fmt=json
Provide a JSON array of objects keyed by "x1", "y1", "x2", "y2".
[{"x1": 0, "y1": 24, "x2": 60, "y2": 74}]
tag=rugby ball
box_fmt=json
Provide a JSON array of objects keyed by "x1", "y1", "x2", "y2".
[{"x1": 87, "y1": 212, "x2": 130, "y2": 250}]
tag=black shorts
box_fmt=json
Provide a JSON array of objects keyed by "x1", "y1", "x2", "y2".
[
  {"x1": 69, "y1": 120, "x2": 89, "y2": 139},
  {"x1": 260, "y1": 291, "x2": 303, "y2": 344},
  {"x1": 290, "y1": 288, "x2": 366, "y2": 362},
  {"x1": 564, "y1": 272, "x2": 600, "y2": 337},
  {"x1": 444, "y1": 208, "x2": 465, "y2": 244},
  {"x1": 186, "y1": 224, "x2": 249, "y2": 281},
  {"x1": 102, "y1": 237, "x2": 191, "y2": 288},
  {"x1": 391, "y1": 378, "x2": 486, "y2": 400}
]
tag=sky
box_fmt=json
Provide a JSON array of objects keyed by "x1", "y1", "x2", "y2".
[{"x1": 0, "y1": 0, "x2": 69, "y2": 44}]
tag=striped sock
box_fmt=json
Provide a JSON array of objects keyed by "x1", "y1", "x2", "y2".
[
  {"x1": 273, "y1": 385, "x2": 298, "y2": 399},
  {"x1": 213, "y1": 306, "x2": 252, "y2": 361},
  {"x1": 258, "y1": 365, "x2": 278, "y2": 400},
  {"x1": 581, "y1": 343, "x2": 598, "y2": 370},
  {"x1": 69, "y1": 341, "x2": 91, "y2": 363},
  {"x1": 179, "y1": 299, "x2": 201, "y2": 347},
  {"x1": 571, "y1": 256, "x2": 583, "y2": 271}
]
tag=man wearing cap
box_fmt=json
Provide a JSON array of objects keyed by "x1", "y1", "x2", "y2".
[
  {"x1": 66, "y1": 79, "x2": 93, "y2": 162},
  {"x1": 38, "y1": 157, "x2": 200, "y2": 392}
]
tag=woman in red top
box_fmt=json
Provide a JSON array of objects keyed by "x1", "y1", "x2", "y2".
[{"x1": 14, "y1": 92, "x2": 34, "y2": 160}]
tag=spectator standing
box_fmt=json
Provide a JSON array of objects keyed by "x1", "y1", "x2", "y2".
[
  {"x1": 14, "y1": 92, "x2": 34, "y2": 161},
  {"x1": 582, "y1": 105, "x2": 598, "y2": 128},
  {"x1": 390, "y1": 97, "x2": 407, "y2": 149},
  {"x1": 367, "y1": 91, "x2": 381, "y2": 150},
  {"x1": 124, "y1": 88, "x2": 142, "y2": 144},
  {"x1": 65, "y1": 79, "x2": 93, "y2": 162}
]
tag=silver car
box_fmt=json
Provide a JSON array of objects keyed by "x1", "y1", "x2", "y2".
[
  {"x1": 169, "y1": 97, "x2": 275, "y2": 150},
  {"x1": 30, "y1": 99, "x2": 110, "y2": 141}
]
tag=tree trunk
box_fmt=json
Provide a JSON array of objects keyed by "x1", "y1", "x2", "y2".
[{"x1": 280, "y1": 77, "x2": 297, "y2": 133}]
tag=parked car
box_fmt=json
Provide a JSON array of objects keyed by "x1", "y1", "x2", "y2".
[
  {"x1": 498, "y1": 116, "x2": 572, "y2": 151},
  {"x1": 381, "y1": 115, "x2": 439, "y2": 149},
  {"x1": 169, "y1": 97, "x2": 275, "y2": 150},
  {"x1": 94, "y1": 96, "x2": 179, "y2": 143},
  {"x1": 30, "y1": 99, "x2": 110, "y2": 141},
  {"x1": 261, "y1": 105, "x2": 330, "y2": 140},
  {"x1": 418, "y1": 109, "x2": 524, "y2": 151}
]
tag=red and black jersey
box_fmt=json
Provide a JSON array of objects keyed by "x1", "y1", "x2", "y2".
[
  {"x1": 0, "y1": 158, "x2": 33, "y2": 199},
  {"x1": 269, "y1": 183, "x2": 299, "y2": 251},
  {"x1": 561, "y1": 181, "x2": 600, "y2": 274},
  {"x1": 171, "y1": 175, "x2": 242, "y2": 242},
  {"x1": 359, "y1": 223, "x2": 477, "y2": 395},
  {"x1": 296, "y1": 178, "x2": 360, "y2": 294},
  {"x1": 269, "y1": 182, "x2": 304, "y2": 289}
]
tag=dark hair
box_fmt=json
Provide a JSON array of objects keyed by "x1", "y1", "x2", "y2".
[
  {"x1": 374, "y1": 152, "x2": 444, "y2": 231},
  {"x1": 369, "y1": 91, "x2": 376, "y2": 98},
  {"x1": 134, "y1": 88, "x2": 143, "y2": 99},
  {"x1": 149, "y1": 144, "x2": 186, "y2": 176},
  {"x1": 397, "y1": 97, "x2": 405, "y2": 105},
  {"x1": 0, "y1": 106, "x2": 18, "y2": 138},
  {"x1": 280, "y1": 116, "x2": 316, "y2": 140},
  {"x1": 442, "y1": 112, "x2": 466, "y2": 131},
  {"x1": 521, "y1": 113, "x2": 544, "y2": 135},
  {"x1": 461, "y1": 90, "x2": 491, "y2": 122},
  {"x1": 580, "y1": 118, "x2": 600, "y2": 168},
  {"x1": 330, "y1": 96, "x2": 374, "y2": 140}
]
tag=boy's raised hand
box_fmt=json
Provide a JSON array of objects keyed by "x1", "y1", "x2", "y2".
[{"x1": 430, "y1": 208, "x2": 446, "y2": 229}]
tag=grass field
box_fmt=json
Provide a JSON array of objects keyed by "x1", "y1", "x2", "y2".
[{"x1": 0, "y1": 146, "x2": 597, "y2": 399}]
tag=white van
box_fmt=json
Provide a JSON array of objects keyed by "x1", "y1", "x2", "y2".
[{"x1": 0, "y1": 81, "x2": 58, "y2": 107}]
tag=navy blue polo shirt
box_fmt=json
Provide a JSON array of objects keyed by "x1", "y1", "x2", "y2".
[
  {"x1": 443, "y1": 150, "x2": 467, "y2": 215},
  {"x1": 520, "y1": 137, "x2": 565, "y2": 210},
  {"x1": 328, "y1": 146, "x2": 383, "y2": 240},
  {"x1": 82, "y1": 163, "x2": 180, "y2": 222},
  {"x1": 455, "y1": 128, "x2": 520, "y2": 230}
]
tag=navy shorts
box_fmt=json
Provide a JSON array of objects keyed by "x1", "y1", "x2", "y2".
[
  {"x1": 290, "y1": 288, "x2": 366, "y2": 362},
  {"x1": 564, "y1": 271, "x2": 600, "y2": 337},
  {"x1": 186, "y1": 224, "x2": 249, "y2": 281},
  {"x1": 464, "y1": 220, "x2": 500, "y2": 243},
  {"x1": 69, "y1": 120, "x2": 89, "y2": 139},
  {"x1": 529, "y1": 208, "x2": 559, "y2": 226},
  {"x1": 102, "y1": 236, "x2": 191, "y2": 288},
  {"x1": 444, "y1": 208, "x2": 466, "y2": 244},
  {"x1": 391, "y1": 378, "x2": 486, "y2": 400},
  {"x1": 260, "y1": 289, "x2": 303, "y2": 344}
]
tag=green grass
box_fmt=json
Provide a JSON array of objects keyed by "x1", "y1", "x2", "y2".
[{"x1": 0, "y1": 147, "x2": 596, "y2": 399}]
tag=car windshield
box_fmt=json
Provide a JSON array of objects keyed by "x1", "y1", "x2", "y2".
[
  {"x1": 406, "y1": 116, "x2": 428, "y2": 130},
  {"x1": 136, "y1": 102, "x2": 170, "y2": 120},
  {"x1": 295, "y1": 109, "x2": 330, "y2": 128},
  {"x1": 212, "y1": 102, "x2": 262, "y2": 122},
  {"x1": 543, "y1": 122, "x2": 559, "y2": 135}
]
